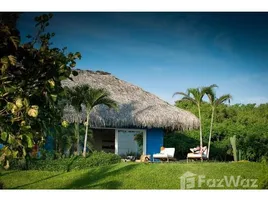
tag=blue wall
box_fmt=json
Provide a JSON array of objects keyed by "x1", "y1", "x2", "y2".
[
  {"x1": 146, "y1": 128, "x2": 164, "y2": 159},
  {"x1": 44, "y1": 135, "x2": 54, "y2": 151}
]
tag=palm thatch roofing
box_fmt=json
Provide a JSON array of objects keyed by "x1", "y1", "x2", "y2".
[{"x1": 62, "y1": 69, "x2": 199, "y2": 131}]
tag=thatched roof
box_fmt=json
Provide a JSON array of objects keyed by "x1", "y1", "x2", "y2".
[{"x1": 62, "y1": 69, "x2": 199, "y2": 131}]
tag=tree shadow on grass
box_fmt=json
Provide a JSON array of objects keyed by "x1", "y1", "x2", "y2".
[
  {"x1": 11, "y1": 172, "x2": 65, "y2": 189},
  {"x1": 65, "y1": 163, "x2": 139, "y2": 189},
  {"x1": 0, "y1": 170, "x2": 20, "y2": 177}
]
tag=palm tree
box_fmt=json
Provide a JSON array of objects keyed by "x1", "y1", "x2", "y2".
[
  {"x1": 81, "y1": 85, "x2": 118, "y2": 157},
  {"x1": 65, "y1": 86, "x2": 85, "y2": 155},
  {"x1": 173, "y1": 84, "x2": 217, "y2": 160},
  {"x1": 205, "y1": 87, "x2": 232, "y2": 159}
]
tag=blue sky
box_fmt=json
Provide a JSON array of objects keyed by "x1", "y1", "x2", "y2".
[{"x1": 18, "y1": 12, "x2": 268, "y2": 105}]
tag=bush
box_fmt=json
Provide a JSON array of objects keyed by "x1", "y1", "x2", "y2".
[
  {"x1": 9, "y1": 151, "x2": 121, "y2": 172},
  {"x1": 260, "y1": 176, "x2": 268, "y2": 189},
  {"x1": 0, "y1": 181, "x2": 3, "y2": 189},
  {"x1": 71, "y1": 151, "x2": 121, "y2": 170},
  {"x1": 9, "y1": 159, "x2": 28, "y2": 170},
  {"x1": 164, "y1": 132, "x2": 199, "y2": 159}
]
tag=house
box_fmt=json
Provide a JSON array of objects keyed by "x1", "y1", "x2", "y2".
[{"x1": 62, "y1": 70, "x2": 199, "y2": 158}]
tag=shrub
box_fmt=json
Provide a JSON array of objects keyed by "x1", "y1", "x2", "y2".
[
  {"x1": 71, "y1": 151, "x2": 121, "y2": 170},
  {"x1": 9, "y1": 159, "x2": 28, "y2": 170},
  {"x1": 260, "y1": 176, "x2": 268, "y2": 189},
  {"x1": 9, "y1": 151, "x2": 121, "y2": 172},
  {"x1": 0, "y1": 181, "x2": 3, "y2": 189}
]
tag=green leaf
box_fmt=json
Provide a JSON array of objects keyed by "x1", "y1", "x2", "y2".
[
  {"x1": 5, "y1": 148, "x2": 12, "y2": 156},
  {"x1": 12, "y1": 151, "x2": 18, "y2": 158},
  {"x1": 74, "y1": 52, "x2": 82, "y2": 59},
  {"x1": 72, "y1": 70, "x2": 78, "y2": 76},
  {"x1": 22, "y1": 148, "x2": 26, "y2": 157},
  {"x1": 23, "y1": 98, "x2": 29, "y2": 107},
  {"x1": 0, "y1": 56, "x2": 9, "y2": 65},
  {"x1": 8, "y1": 55, "x2": 17, "y2": 66},
  {"x1": 9, "y1": 36, "x2": 20, "y2": 50},
  {"x1": 6, "y1": 102, "x2": 15, "y2": 111},
  {"x1": 0, "y1": 132, "x2": 8, "y2": 142},
  {"x1": 22, "y1": 133, "x2": 33, "y2": 149},
  {"x1": 70, "y1": 62, "x2": 76, "y2": 67},
  {"x1": 51, "y1": 94, "x2": 57, "y2": 102}
]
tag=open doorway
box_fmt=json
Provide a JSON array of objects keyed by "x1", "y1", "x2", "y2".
[
  {"x1": 92, "y1": 129, "x2": 115, "y2": 153},
  {"x1": 116, "y1": 129, "x2": 145, "y2": 158}
]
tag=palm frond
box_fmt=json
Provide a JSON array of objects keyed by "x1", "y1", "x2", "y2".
[
  {"x1": 172, "y1": 92, "x2": 188, "y2": 98},
  {"x1": 188, "y1": 88, "x2": 203, "y2": 103},
  {"x1": 76, "y1": 85, "x2": 118, "y2": 112},
  {"x1": 179, "y1": 96, "x2": 197, "y2": 105},
  {"x1": 173, "y1": 91, "x2": 197, "y2": 105},
  {"x1": 94, "y1": 97, "x2": 118, "y2": 110},
  {"x1": 201, "y1": 84, "x2": 218, "y2": 104},
  {"x1": 208, "y1": 84, "x2": 218, "y2": 89},
  {"x1": 215, "y1": 94, "x2": 232, "y2": 106}
]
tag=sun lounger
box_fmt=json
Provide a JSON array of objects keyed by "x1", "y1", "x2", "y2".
[
  {"x1": 153, "y1": 147, "x2": 175, "y2": 162},
  {"x1": 187, "y1": 146, "x2": 208, "y2": 162}
]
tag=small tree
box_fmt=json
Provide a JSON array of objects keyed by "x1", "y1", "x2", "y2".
[
  {"x1": 79, "y1": 85, "x2": 118, "y2": 157},
  {"x1": 65, "y1": 86, "x2": 85, "y2": 155},
  {"x1": 0, "y1": 13, "x2": 81, "y2": 168},
  {"x1": 205, "y1": 86, "x2": 232, "y2": 159},
  {"x1": 173, "y1": 84, "x2": 217, "y2": 160}
]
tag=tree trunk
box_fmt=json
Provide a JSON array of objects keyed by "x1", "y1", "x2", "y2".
[
  {"x1": 207, "y1": 107, "x2": 215, "y2": 160},
  {"x1": 83, "y1": 112, "x2": 90, "y2": 157},
  {"x1": 198, "y1": 104, "x2": 203, "y2": 162},
  {"x1": 75, "y1": 121, "x2": 80, "y2": 155}
]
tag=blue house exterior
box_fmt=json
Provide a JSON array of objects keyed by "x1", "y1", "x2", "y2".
[
  {"x1": 113, "y1": 127, "x2": 164, "y2": 160},
  {"x1": 146, "y1": 128, "x2": 164, "y2": 159},
  {"x1": 41, "y1": 127, "x2": 164, "y2": 160}
]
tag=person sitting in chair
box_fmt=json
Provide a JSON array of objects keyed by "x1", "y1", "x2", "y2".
[{"x1": 190, "y1": 146, "x2": 207, "y2": 154}]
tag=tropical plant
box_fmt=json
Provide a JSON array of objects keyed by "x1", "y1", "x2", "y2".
[
  {"x1": 174, "y1": 100, "x2": 268, "y2": 162},
  {"x1": 79, "y1": 85, "x2": 118, "y2": 157},
  {"x1": 65, "y1": 86, "x2": 85, "y2": 155},
  {"x1": 173, "y1": 84, "x2": 217, "y2": 159},
  {"x1": 205, "y1": 86, "x2": 232, "y2": 159},
  {"x1": 0, "y1": 181, "x2": 4, "y2": 189},
  {"x1": 0, "y1": 13, "x2": 81, "y2": 169},
  {"x1": 230, "y1": 135, "x2": 238, "y2": 161}
]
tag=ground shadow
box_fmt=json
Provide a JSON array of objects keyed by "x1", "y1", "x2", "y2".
[
  {"x1": 65, "y1": 163, "x2": 139, "y2": 189},
  {"x1": 0, "y1": 170, "x2": 20, "y2": 177},
  {"x1": 11, "y1": 172, "x2": 65, "y2": 189}
]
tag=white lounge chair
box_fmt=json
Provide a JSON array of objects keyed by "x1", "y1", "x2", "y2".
[
  {"x1": 153, "y1": 147, "x2": 175, "y2": 162},
  {"x1": 187, "y1": 146, "x2": 208, "y2": 163}
]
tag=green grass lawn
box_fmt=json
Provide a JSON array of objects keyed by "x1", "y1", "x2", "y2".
[{"x1": 1, "y1": 162, "x2": 268, "y2": 189}]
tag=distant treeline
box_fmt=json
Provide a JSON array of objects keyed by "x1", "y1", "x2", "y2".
[{"x1": 165, "y1": 102, "x2": 268, "y2": 162}]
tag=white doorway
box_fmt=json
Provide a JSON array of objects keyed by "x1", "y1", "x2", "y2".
[{"x1": 115, "y1": 129, "x2": 146, "y2": 157}]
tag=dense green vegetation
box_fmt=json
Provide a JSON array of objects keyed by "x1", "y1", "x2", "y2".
[
  {"x1": 0, "y1": 13, "x2": 117, "y2": 169},
  {"x1": 173, "y1": 84, "x2": 231, "y2": 161},
  {"x1": 0, "y1": 13, "x2": 81, "y2": 169},
  {"x1": 1, "y1": 13, "x2": 267, "y2": 192},
  {"x1": 169, "y1": 101, "x2": 268, "y2": 162},
  {"x1": 1, "y1": 162, "x2": 267, "y2": 189},
  {"x1": 66, "y1": 85, "x2": 118, "y2": 157},
  {"x1": 9, "y1": 151, "x2": 121, "y2": 171}
]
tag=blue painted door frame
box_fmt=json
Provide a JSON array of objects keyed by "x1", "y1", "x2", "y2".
[{"x1": 146, "y1": 128, "x2": 164, "y2": 159}]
